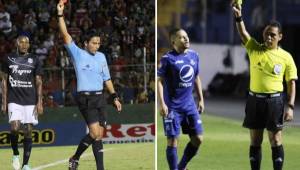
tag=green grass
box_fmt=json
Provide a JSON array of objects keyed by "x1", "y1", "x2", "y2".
[
  {"x1": 157, "y1": 114, "x2": 300, "y2": 170},
  {"x1": 0, "y1": 143, "x2": 154, "y2": 170}
]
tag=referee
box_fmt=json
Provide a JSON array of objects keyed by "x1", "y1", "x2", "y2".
[
  {"x1": 232, "y1": 3, "x2": 297, "y2": 170},
  {"x1": 57, "y1": 1, "x2": 122, "y2": 170}
]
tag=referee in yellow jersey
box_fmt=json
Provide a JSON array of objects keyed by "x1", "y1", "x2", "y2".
[{"x1": 232, "y1": 2, "x2": 297, "y2": 170}]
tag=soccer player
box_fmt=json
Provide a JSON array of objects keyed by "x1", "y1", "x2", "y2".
[
  {"x1": 1, "y1": 35, "x2": 43, "y2": 170},
  {"x1": 57, "y1": 1, "x2": 122, "y2": 170},
  {"x1": 157, "y1": 28, "x2": 205, "y2": 170},
  {"x1": 232, "y1": 2, "x2": 297, "y2": 170}
]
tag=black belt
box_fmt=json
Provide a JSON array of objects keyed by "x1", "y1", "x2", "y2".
[
  {"x1": 78, "y1": 91, "x2": 102, "y2": 95},
  {"x1": 249, "y1": 91, "x2": 281, "y2": 98}
]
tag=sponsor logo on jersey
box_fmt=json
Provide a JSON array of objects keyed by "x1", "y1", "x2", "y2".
[
  {"x1": 175, "y1": 60, "x2": 184, "y2": 64},
  {"x1": 9, "y1": 75, "x2": 33, "y2": 88},
  {"x1": 179, "y1": 65, "x2": 194, "y2": 87},
  {"x1": 273, "y1": 64, "x2": 282, "y2": 75},
  {"x1": 9, "y1": 65, "x2": 32, "y2": 75}
]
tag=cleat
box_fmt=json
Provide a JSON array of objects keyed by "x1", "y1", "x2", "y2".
[
  {"x1": 69, "y1": 157, "x2": 79, "y2": 170},
  {"x1": 12, "y1": 155, "x2": 21, "y2": 170},
  {"x1": 22, "y1": 165, "x2": 31, "y2": 170}
]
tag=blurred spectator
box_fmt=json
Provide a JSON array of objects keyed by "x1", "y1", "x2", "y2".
[
  {"x1": 68, "y1": 20, "x2": 82, "y2": 38},
  {"x1": 122, "y1": 80, "x2": 135, "y2": 104},
  {"x1": 0, "y1": 6, "x2": 12, "y2": 34},
  {"x1": 64, "y1": 89, "x2": 76, "y2": 106},
  {"x1": 136, "y1": 88, "x2": 148, "y2": 104},
  {"x1": 37, "y1": 8, "x2": 50, "y2": 30},
  {"x1": 44, "y1": 93, "x2": 59, "y2": 108},
  {"x1": 251, "y1": 1, "x2": 267, "y2": 41},
  {"x1": 0, "y1": 33, "x2": 12, "y2": 63},
  {"x1": 112, "y1": 55, "x2": 127, "y2": 78},
  {"x1": 5, "y1": 0, "x2": 19, "y2": 16}
]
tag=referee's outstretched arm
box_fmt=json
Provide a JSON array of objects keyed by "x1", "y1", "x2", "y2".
[
  {"x1": 57, "y1": 0, "x2": 72, "y2": 45},
  {"x1": 231, "y1": 3, "x2": 250, "y2": 44}
]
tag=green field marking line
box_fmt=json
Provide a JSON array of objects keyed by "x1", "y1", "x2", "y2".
[{"x1": 32, "y1": 148, "x2": 114, "y2": 170}]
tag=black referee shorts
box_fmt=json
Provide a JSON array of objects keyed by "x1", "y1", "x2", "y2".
[
  {"x1": 76, "y1": 92, "x2": 107, "y2": 127},
  {"x1": 243, "y1": 92, "x2": 284, "y2": 131}
]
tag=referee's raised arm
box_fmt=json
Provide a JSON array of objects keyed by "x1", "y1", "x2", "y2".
[
  {"x1": 231, "y1": 3, "x2": 251, "y2": 44},
  {"x1": 57, "y1": 0, "x2": 72, "y2": 45}
]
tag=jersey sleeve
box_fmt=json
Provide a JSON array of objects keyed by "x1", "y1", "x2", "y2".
[
  {"x1": 35, "y1": 57, "x2": 43, "y2": 76},
  {"x1": 157, "y1": 55, "x2": 168, "y2": 78},
  {"x1": 64, "y1": 41, "x2": 81, "y2": 62},
  {"x1": 244, "y1": 38, "x2": 261, "y2": 56},
  {"x1": 101, "y1": 54, "x2": 111, "y2": 81},
  {"x1": 285, "y1": 55, "x2": 298, "y2": 81},
  {"x1": 195, "y1": 53, "x2": 200, "y2": 76}
]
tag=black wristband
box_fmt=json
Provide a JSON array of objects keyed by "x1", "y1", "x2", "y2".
[
  {"x1": 57, "y1": 14, "x2": 64, "y2": 17},
  {"x1": 288, "y1": 103, "x2": 295, "y2": 110},
  {"x1": 111, "y1": 93, "x2": 119, "y2": 101},
  {"x1": 235, "y1": 16, "x2": 243, "y2": 22}
]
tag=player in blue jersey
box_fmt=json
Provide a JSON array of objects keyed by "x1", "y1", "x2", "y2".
[
  {"x1": 1, "y1": 35, "x2": 43, "y2": 170},
  {"x1": 157, "y1": 28, "x2": 205, "y2": 170},
  {"x1": 57, "y1": 1, "x2": 122, "y2": 170}
]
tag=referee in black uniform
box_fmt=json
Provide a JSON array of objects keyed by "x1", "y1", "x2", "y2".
[{"x1": 232, "y1": 2, "x2": 297, "y2": 170}]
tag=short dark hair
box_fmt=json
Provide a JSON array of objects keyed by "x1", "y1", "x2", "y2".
[
  {"x1": 169, "y1": 28, "x2": 183, "y2": 42},
  {"x1": 266, "y1": 20, "x2": 282, "y2": 33},
  {"x1": 83, "y1": 29, "x2": 100, "y2": 43}
]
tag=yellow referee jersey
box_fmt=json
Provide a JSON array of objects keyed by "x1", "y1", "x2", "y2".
[{"x1": 245, "y1": 38, "x2": 298, "y2": 93}]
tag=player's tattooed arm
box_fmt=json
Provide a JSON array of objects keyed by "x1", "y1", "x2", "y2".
[
  {"x1": 1, "y1": 73, "x2": 7, "y2": 114},
  {"x1": 232, "y1": 3, "x2": 251, "y2": 44},
  {"x1": 35, "y1": 75, "x2": 43, "y2": 115},
  {"x1": 57, "y1": 0, "x2": 72, "y2": 44},
  {"x1": 195, "y1": 75, "x2": 205, "y2": 113},
  {"x1": 157, "y1": 77, "x2": 168, "y2": 117},
  {"x1": 285, "y1": 80, "x2": 296, "y2": 121}
]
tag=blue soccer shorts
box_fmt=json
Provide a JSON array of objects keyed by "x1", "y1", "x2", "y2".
[{"x1": 163, "y1": 110, "x2": 203, "y2": 138}]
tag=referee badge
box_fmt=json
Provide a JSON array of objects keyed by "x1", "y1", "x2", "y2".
[{"x1": 273, "y1": 64, "x2": 282, "y2": 75}]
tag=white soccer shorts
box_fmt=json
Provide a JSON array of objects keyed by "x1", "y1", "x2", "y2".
[{"x1": 8, "y1": 103, "x2": 38, "y2": 125}]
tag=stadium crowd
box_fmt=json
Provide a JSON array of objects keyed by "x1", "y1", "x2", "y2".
[{"x1": 0, "y1": 0, "x2": 155, "y2": 106}]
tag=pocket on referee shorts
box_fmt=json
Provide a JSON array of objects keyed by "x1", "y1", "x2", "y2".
[{"x1": 245, "y1": 96, "x2": 257, "y2": 122}]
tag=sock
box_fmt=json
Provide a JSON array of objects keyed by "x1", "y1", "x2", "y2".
[
  {"x1": 166, "y1": 146, "x2": 178, "y2": 170},
  {"x1": 10, "y1": 133, "x2": 19, "y2": 155},
  {"x1": 92, "y1": 140, "x2": 104, "y2": 170},
  {"x1": 73, "y1": 134, "x2": 95, "y2": 160},
  {"x1": 178, "y1": 142, "x2": 199, "y2": 169},
  {"x1": 23, "y1": 137, "x2": 32, "y2": 166},
  {"x1": 249, "y1": 146, "x2": 262, "y2": 170},
  {"x1": 272, "y1": 145, "x2": 284, "y2": 170}
]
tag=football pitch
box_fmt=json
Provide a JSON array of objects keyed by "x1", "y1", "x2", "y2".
[
  {"x1": 0, "y1": 142, "x2": 154, "y2": 170},
  {"x1": 157, "y1": 114, "x2": 300, "y2": 170}
]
